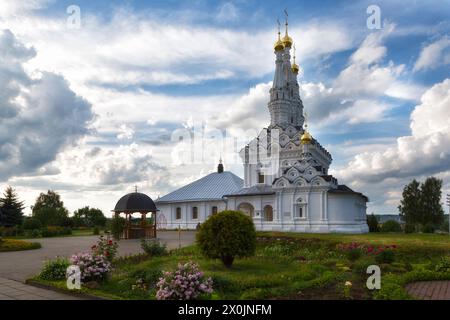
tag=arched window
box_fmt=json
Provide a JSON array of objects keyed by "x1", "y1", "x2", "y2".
[
  {"x1": 263, "y1": 205, "x2": 273, "y2": 221},
  {"x1": 237, "y1": 202, "x2": 255, "y2": 218},
  {"x1": 212, "y1": 206, "x2": 218, "y2": 215},
  {"x1": 192, "y1": 207, "x2": 198, "y2": 219},
  {"x1": 176, "y1": 207, "x2": 181, "y2": 220}
]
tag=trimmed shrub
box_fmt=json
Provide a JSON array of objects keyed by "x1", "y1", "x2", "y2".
[
  {"x1": 380, "y1": 220, "x2": 402, "y2": 233},
  {"x1": 39, "y1": 257, "x2": 70, "y2": 280},
  {"x1": 141, "y1": 239, "x2": 167, "y2": 257},
  {"x1": 0, "y1": 239, "x2": 41, "y2": 252},
  {"x1": 93, "y1": 226, "x2": 100, "y2": 235},
  {"x1": 196, "y1": 210, "x2": 256, "y2": 267}
]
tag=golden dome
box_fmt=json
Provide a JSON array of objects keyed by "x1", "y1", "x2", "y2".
[
  {"x1": 283, "y1": 34, "x2": 293, "y2": 48},
  {"x1": 300, "y1": 131, "x2": 312, "y2": 145},
  {"x1": 291, "y1": 62, "x2": 299, "y2": 74},
  {"x1": 274, "y1": 32, "x2": 284, "y2": 52}
]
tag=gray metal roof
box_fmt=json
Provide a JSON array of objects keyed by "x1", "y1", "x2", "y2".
[
  {"x1": 224, "y1": 185, "x2": 275, "y2": 197},
  {"x1": 156, "y1": 171, "x2": 243, "y2": 203}
]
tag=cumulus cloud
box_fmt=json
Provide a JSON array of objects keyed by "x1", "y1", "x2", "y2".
[
  {"x1": 299, "y1": 25, "x2": 423, "y2": 129},
  {"x1": 55, "y1": 144, "x2": 168, "y2": 186},
  {"x1": 0, "y1": 4, "x2": 357, "y2": 91},
  {"x1": 414, "y1": 36, "x2": 450, "y2": 72},
  {"x1": 335, "y1": 78, "x2": 450, "y2": 184},
  {"x1": 0, "y1": 29, "x2": 94, "y2": 179}
]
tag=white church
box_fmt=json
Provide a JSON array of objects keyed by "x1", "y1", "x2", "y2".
[{"x1": 156, "y1": 20, "x2": 369, "y2": 233}]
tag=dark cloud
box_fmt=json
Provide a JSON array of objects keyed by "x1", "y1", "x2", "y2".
[{"x1": 0, "y1": 30, "x2": 94, "y2": 180}]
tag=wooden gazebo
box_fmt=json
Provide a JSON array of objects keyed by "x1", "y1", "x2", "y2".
[{"x1": 112, "y1": 190, "x2": 158, "y2": 239}]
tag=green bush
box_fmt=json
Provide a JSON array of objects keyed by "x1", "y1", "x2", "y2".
[
  {"x1": 140, "y1": 239, "x2": 167, "y2": 257},
  {"x1": 422, "y1": 223, "x2": 436, "y2": 234},
  {"x1": 25, "y1": 229, "x2": 42, "y2": 238},
  {"x1": 404, "y1": 223, "x2": 416, "y2": 233},
  {"x1": 435, "y1": 257, "x2": 450, "y2": 272},
  {"x1": 346, "y1": 248, "x2": 363, "y2": 261},
  {"x1": 41, "y1": 226, "x2": 72, "y2": 237},
  {"x1": 22, "y1": 218, "x2": 42, "y2": 230},
  {"x1": 196, "y1": 210, "x2": 256, "y2": 267},
  {"x1": 39, "y1": 257, "x2": 70, "y2": 280},
  {"x1": 380, "y1": 220, "x2": 402, "y2": 233},
  {"x1": 375, "y1": 249, "x2": 395, "y2": 264},
  {"x1": 131, "y1": 269, "x2": 163, "y2": 289},
  {"x1": 111, "y1": 216, "x2": 126, "y2": 240},
  {"x1": 93, "y1": 226, "x2": 100, "y2": 235},
  {"x1": 367, "y1": 214, "x2": 379, "y2": 232}
]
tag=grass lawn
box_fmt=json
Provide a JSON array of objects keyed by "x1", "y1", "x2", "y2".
[
  {"x1": 0, "y1": 239, "x2": 42, "y2": 252},
  {"x1": 32, "y1": 232, "x2": 450, "y2": 300}
]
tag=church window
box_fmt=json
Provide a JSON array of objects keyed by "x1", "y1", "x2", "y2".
[
  {"x1": 176, "y1": 207, "x2": 181, "y2": 220},
  {"x1": 212, "y1": 206, "x2": 218, "y2": 215},
  {"x1": 258, "y1": 173, "x2": 265, "y2": 184},
  {"x1": 264, "y1": 205, "x2": 273, "y2": 221},
  {"x1": 192, "y1": 207, "x2": 198, "y2": 219},
  {"x1": 299, "y1": 207, "x2": 303, "y2": 218}
]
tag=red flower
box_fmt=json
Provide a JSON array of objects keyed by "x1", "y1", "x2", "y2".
[
  {"x1": 91, "y1": 245, "x2": 97, "y2": 250},
  {"x1": 108, "y1": 240, "x2": 113, "y2": 245}
]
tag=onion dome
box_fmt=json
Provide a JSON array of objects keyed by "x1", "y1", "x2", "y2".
[
  {"x1": 283, "y1": 20, "x2": 293, "y2": 48},
  {"x1": 283, "y1": 33, "x2": 293, "y2": 48},
  {"x1": 300, "y1": 131, "x2": 312, "y2": 145},
  {"x1": 274, "y1": 31, "x2": 285, "y2": 52}
]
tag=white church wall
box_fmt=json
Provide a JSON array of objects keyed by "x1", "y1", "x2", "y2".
[{"x1": 156, "y1": 200, "x2": 226, "y2": 229}]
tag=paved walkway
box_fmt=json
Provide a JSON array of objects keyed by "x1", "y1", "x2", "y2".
[
  {"x1": 0, "y1": 277, "x2": 83, "y2": 300},
  {"x1": 406, "y1": 281, "x2": 450, "y2": 300},
  {"x1": 0, "y1": 231, "x2": 196, "y2": 300}
]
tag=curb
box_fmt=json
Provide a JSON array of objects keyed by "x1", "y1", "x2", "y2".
[{"x1": 25, "y1": 279, "x2": 109, "y2": 300}]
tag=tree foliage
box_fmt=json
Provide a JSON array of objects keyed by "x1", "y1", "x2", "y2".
[
  {"x1": 0, "y1": 186, "x2": 25, "y2": 227},
  {"x1": 398, "y1": 177, "x2": 444, "y2": 231},
  {"x1": 196, "y1": 210, "x2": 256, "y2": 268},
  {"x1": 366, "y1": 213, "x2": 379, "y2": 232},
  {"x1": 73, "y1": 206, "x2": 107, "y2": 227},
  {"x1": 32, "y1": 190, "x2": 69, "y2": 226}
]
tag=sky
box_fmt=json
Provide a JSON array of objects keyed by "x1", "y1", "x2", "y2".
[{"x1": 0, "y1": 0, "x2": 449, "y2": 216}]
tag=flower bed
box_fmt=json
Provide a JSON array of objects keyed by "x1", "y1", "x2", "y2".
[{"x1": 0, "y1": 238, "x2": 41, "y2": 252}]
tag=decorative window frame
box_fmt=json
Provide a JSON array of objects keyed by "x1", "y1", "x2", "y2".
[{"x1": 293, "y1": 197, "x2": 308, "y2": 220}]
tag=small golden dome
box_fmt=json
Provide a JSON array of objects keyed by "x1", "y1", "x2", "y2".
[
  {"x1": 300, "y1": 131, "x2": 312, "y2": 145},
  {"x1": 283, "y1": 34, "x2": 293, "y2": 48},
  {"x1": 274, "y1": 32, "x2": 284, "y2": 52},
  {"x1": 274, "y1": 39, "x2": 284, "y2": 51},
  {"x1": 291, "y1": 62, "x2": 299, "y2": 74}
]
